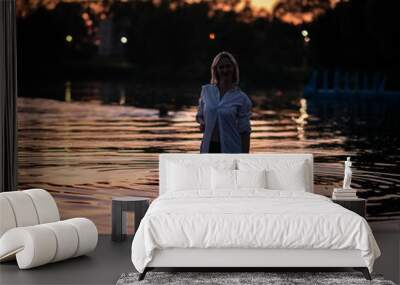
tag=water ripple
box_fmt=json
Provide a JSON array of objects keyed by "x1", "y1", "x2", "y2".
[{"x1": 17, "y1": 94, "x2": 400, "y2": 233}]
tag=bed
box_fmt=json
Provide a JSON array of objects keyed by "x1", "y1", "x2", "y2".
[{"x1": 131, "y1": 153, "x2": 381, "y2": 280}]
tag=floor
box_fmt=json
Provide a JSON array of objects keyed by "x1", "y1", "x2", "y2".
[
  {"x1": 370, "y1": 222, "x2": 400, "y2": 284},
  {"x1": 1, "y1": 224, "x2": 399, "y2": 285},
  {"x1": 0, "y1": 235, "x2": 134, "y2": 285}
]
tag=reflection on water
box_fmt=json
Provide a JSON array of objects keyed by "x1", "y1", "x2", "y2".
[
  {"x1": 65, "y1": 81, "x2": 72, "y2": 102},
  {"x1": 292, "y1": 98, "x2": 309, "y2": 141},
  {"x1": 17, "y1": 81, "x2": 400, "y2": 233}
]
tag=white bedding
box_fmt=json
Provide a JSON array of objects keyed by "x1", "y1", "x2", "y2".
[{"x1": 131, "y1": 190, "x2": 380, "y2": 273}]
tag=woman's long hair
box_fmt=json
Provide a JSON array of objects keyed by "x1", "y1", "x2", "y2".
[{"x1": 210, "y1": 51, "x2": 240, "y2": 85}]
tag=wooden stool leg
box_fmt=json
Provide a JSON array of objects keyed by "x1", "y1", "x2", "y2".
[{"x1": 112, "y1": 201, "x2": 123, "y2": 241}]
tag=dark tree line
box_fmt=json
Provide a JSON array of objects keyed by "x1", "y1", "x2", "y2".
[
  {"x1": 308, "y1": 0, "x2": 400, "y2": 89},
  {"x1": 109, "y1": 0, "x2": 305, "y2": 86},
  {"x1": 309, "y1": 0, "x2": 400, "y2": 70},
  {"x1": 16, "y1": 0, "x2": 400, "y2": 89}
]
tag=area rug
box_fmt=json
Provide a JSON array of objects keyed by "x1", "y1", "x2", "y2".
[{"x1": 116, "y1": 271, "x2": 396, "y2": 285}]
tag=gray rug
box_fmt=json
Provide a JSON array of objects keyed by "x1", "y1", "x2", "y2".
[{"x1": 116, "y1": 272, "x2": 396, "y2": 285}]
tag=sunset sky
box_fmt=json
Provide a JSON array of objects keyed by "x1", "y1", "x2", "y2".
[
  {"x1": 251, "y1": 0, "x2": 277, "y2": 11},
  {"x1": 17, "y1": 0, "x2": 337, "y2": 24},
  {"x1": 17, "y1": 0, "x2": 279, "y2": 16}
]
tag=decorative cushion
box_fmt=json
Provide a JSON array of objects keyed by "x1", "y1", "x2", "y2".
[
  {"x1": 167, "y1": 163, "x2": 210, "y2": 191},
  {"x1": 166, "y1": 159, "x2": 235, "y2": 192},
  {"x1": 211, "y1": 169, "x2": 267, "y2": 191},
  {"x1": 236, "y1": 169, "x2": 267, "y2": 189},
  {"x1": 237, "y1": 159, "x2": 308, "y2": 191},
  {"x1": 211, "y1": 168, "x2": 236, "y2": 190}
]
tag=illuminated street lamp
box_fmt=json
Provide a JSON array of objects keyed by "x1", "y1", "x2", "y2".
[
  {"x1": 65, "y1": 35, "x2": 73, "y2": 43},
  {"x1": 209, "y1": 33, "x2": 216, "y2": 40},
  {"x1": 301, "y1": 29, "x2": 310, "y2": 44},
  {"x1": 120, "y1": 36, "x2": 128, "y2": 44},
  {"x1": 301, "y1": 29, "x2": 310, "y2": 68}
]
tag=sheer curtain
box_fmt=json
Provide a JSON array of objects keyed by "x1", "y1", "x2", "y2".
[{"x1": 0, "y1": 0, "x2": 18, "y2": 192}]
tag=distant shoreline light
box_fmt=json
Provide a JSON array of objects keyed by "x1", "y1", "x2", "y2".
[{"x1": 120, "y1": 36, "x2": 128, "y2": 44}]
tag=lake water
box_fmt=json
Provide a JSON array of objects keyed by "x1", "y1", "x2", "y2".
[{"x1": 17, "y1": 80, "x2": 400, "y2": 233}]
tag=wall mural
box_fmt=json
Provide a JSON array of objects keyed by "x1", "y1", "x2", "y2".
[{"x1": 17, "y1": 0, "x2": 400, "y2": 233}]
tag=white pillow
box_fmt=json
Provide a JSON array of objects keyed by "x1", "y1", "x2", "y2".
[
  {"x1": 167, "y1": 162, "x2": 210, "y2": 191},
  {"x1": 211, "y1": 168, "x2": 267, "y2": 191},
  {"x1": 266, "y1": 167, "x2": 306, "y2": 191},
  {"x1": 211, "y1": 168, "x2": 236, "y2": 190},
  {"x1": 166, "y1": 159, "x2": 235, "y2": 192},
  {"x1": 237, "y1": 169, "x2": 267, "y2": 189},
  {"x1": 237, "y1": 159, "x2": 308, "y2": 191}
]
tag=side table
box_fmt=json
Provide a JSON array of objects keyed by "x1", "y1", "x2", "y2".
[
  {"x1": 112, "y1": 196, "x2": 151, "y2": 242},
  {"x1": 332, "y1": 198, "x2": 366, "y2": 218}
]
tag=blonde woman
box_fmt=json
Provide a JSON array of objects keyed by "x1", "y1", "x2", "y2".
[{"x1": 196, "y1": 51, "x2": 252, "y2": 153}]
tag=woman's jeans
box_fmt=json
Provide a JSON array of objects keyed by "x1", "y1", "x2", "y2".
[{"x1": 208, "y1": 141, "x2": 221, "y2": 153}]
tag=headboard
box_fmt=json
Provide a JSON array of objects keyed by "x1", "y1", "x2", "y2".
[{"x1": 159, "y1": 153, "x2": 314, "y2": 195}]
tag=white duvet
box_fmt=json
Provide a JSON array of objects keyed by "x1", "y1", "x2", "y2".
[{"x1": 131, "y1": 190, "x2": 380, "y2": 273}]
